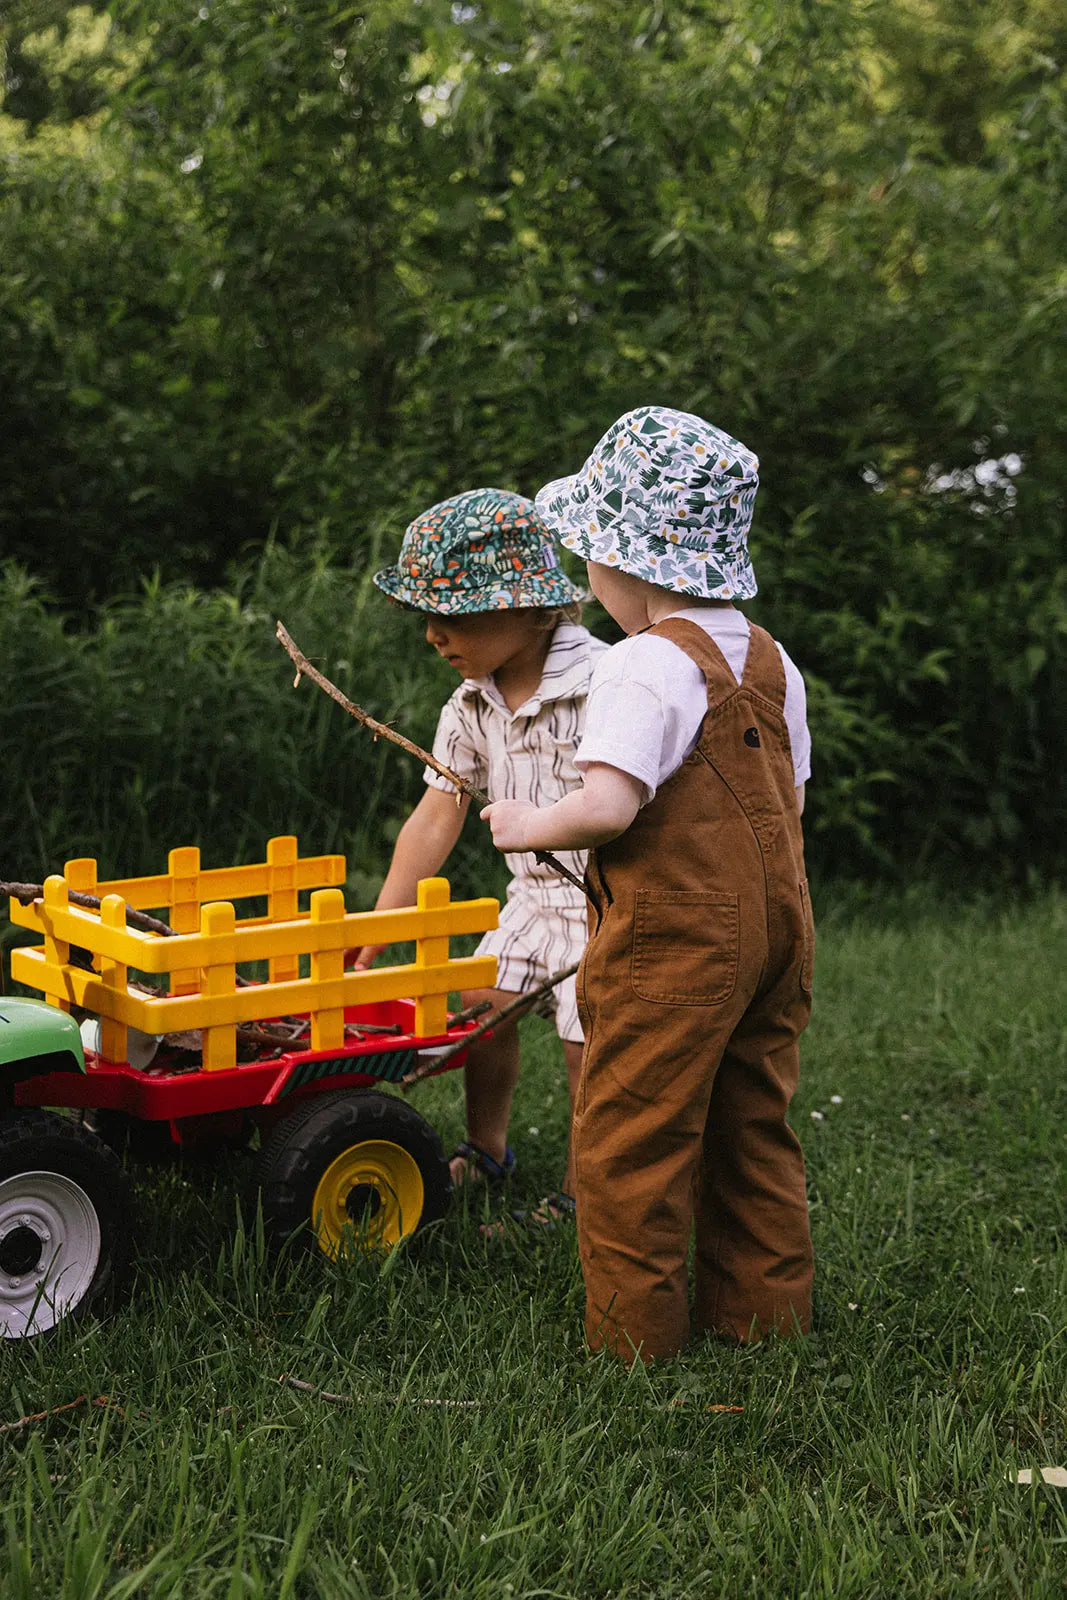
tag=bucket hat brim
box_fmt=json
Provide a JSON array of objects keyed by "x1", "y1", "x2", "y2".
[{"x1": 373, "y1": 562, "x2": 584, "y2": 615}]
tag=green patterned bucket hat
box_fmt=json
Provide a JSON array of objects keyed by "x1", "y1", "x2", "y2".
[
  {"x1": 535, "y1": 406, "x2": 759, "y2": 599},
  {"x1": 373, "y1": 488, "x2": 584, "y2": 615}
]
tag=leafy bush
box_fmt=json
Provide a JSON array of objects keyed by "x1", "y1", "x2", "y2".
[
  {"x1": 3, "y1": 531, "x2": 1063, "y2": 889},
  {"x1": 0, "y1": 550, "x2": 506, "y2": 903}
]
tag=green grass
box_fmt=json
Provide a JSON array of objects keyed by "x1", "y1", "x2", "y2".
[{"x1": 2, "y1": 891, "x2": 1066, "y2": 1597}]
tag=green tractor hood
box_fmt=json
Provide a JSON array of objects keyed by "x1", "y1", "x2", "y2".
[{"x1": 0, "y1": 997, "x2": 85, "y2": 1077}]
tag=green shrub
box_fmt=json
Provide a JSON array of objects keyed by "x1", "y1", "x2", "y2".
[
  {"x1": 0, "y1": 550, "x2": 505, "y2": 904},
  {"x1": 3, "y1": 536, "x2": 1063, "y2": 890}
]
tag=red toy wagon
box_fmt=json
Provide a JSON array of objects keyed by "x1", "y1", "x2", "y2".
[{"x1": 0, "y1": 836, "x2": 498, "y2": 1340}]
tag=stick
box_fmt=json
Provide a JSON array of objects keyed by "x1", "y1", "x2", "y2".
[
  {"x1": 0, "y1": 1395, "x2": 116, "y2": 1434},
  {"x1": 276, "y1": 621, "x2": 593, "y2": 903},
  {"x1": 236, "y1": 1023, "x2": 307, "y2": 1048},
  {"x1": 277, "y1": 620, "x2": 490, "y2": 805},
  {"x1": 402, "y1": 961, "x2": 580, "y2": 1085},
  {"x1": 234, "y1": 1019, "x2": 403, "y2": 1051},
  {"x1": 279, "y1": 1369, "x2": 479, "y2": 1408},
  {"x1": 1, "y1": 882, "x2": 175, "y2": 938},
  {"x1": 447, "y1": 998, "x2": 494, "y2": 1028},
  {"x1": 278, "y1": 1375, "x2": 741, "y2": 1415}
]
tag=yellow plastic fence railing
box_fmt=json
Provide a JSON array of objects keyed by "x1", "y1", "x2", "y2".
[{"x1": 9, "y1": 839, "x2": 498, "y2": 1071}]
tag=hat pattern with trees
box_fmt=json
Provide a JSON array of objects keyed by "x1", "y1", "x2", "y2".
[{"x1": 535, "y1": 406, "x2": 759, "y2": 599}]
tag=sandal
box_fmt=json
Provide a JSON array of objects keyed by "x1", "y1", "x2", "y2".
[
  {"x1": 510, "y1": 1191, "x2": 576, "y2": 1228},
  {"x1": 450, "y1": 1140, "x2": 516, "y2": 1190}
]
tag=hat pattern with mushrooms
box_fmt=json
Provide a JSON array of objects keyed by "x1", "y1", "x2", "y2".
[{"x1": 373, "y1": 488, "x2": 584, "y2": 615}]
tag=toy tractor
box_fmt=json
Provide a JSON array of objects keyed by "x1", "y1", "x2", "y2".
[{"x1": 0, "y1": 837, "x2": 498, "y2": 1340}]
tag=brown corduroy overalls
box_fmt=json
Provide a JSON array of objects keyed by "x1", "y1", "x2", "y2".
[{"x1": 573, "y1": 617, "x2": 815, "y2": 1362}]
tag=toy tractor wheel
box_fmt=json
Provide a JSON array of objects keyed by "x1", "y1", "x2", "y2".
[
  {"x1": 0, "y1": 1110, "x2": 132, "y2": 1341},
  {"x1": 255, "y1": 1091, "x2": 450, "y2": 1259},
  {"x1": 79, "y1": 1109, "x2": 177, "y2": 1164}
]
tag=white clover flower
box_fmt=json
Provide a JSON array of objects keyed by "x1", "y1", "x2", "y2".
[
  {"x1": 830, "y1": 1094, "x2": 843, "y2": 1105},
  {"x1": 527, "y1": 1126, "x2": 540, "y2": 1137},
  {"x1": 810, "y1": 1109, "x2": 825, "y2": 1122}
]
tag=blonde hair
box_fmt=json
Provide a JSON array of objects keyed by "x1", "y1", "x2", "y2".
[{"x1": 529, "y1": 602, "x2": 583, "y2": 630}]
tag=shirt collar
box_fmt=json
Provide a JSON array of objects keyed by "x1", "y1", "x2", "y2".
[{"x1": 459, "y1": 621, "x2": 597, "y2": 714}]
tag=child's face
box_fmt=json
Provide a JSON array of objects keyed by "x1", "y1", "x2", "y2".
[{"x1": 422, "y1": 608, "x2": 547, "y2": 680}]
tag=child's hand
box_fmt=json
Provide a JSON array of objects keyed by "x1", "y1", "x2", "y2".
[
  {"x1": 345, "y1": 944, "x2": 385, "y2": 971},
  {"x1": 480, "y1": 799, "x2": 538, "y2": 852}
]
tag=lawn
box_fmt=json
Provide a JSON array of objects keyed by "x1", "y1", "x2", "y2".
[{"x1": 2, "y1": 891, "x2": 1065, "y2": 1597}]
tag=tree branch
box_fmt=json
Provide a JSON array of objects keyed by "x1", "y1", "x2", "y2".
[
  {"x1": 1, "y1": 882, "x2": 175, "y2": 938},
  {"x1": 402, "y1": 960, "x2": 580, "y2": 1085},
  {"x1": 276, "y1": 620, "x2": 593, "y2": 902}
]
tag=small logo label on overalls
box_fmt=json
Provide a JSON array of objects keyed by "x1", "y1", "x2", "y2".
[{"x1": 743, "y1": 726, "x2": 761, "y2": 748}]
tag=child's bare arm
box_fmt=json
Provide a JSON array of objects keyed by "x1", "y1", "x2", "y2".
[
  {"x1": 481, "y1": 764, "x2": 643, "y2": 855},
  {"x1": 347, "y1": 787, "x2": 470, "y2": 968}
]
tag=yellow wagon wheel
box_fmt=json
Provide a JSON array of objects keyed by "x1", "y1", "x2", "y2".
[
  {"x1": 255, "y1": 1091, "x2": 450, "y2": 1258},
  {"x1": 312, "y1": 1139, "x2": 424, "y2": 1258}
]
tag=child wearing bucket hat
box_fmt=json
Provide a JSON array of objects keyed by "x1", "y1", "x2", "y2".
[
  {"x1": 349, "y1": 487, "x2": 607, "y2": 1220},
  {"x1": 481, "y1": 407, "x2": 815, "y2": 1360}
]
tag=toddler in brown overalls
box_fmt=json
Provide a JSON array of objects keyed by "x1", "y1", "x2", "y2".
[{"x1": 482, "y1": 407, "x2": 815, "y2": 1362}]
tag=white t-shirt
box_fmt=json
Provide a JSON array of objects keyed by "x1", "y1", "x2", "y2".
[{"x1": 574, "y1": 607, "x2": 811, "y2": 806}]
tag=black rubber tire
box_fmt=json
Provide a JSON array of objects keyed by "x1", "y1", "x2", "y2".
[
  {"x1": 85, "y1": 1109, "x2": 253, "y2": 1164},
  {"x1": 254, "y1": 1090, "x2": 451, "y2": 1258},
  {"x1": 0, "y1": 1109, "x2": 133, "y2": 1340},
  {"x1": 82, "y1": 1110, "x2": 178, "y2": 1164}
]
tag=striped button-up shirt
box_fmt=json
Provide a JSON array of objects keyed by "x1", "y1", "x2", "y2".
[{"x1": 425, "y1": 621, "x2": 608, "y2": 905}]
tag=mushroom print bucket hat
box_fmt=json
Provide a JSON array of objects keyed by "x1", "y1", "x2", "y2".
[
  {"x1": 373, "y1": 488, "x2": 584, "y2": 615},
  {"x1": 534, "y1": 405, "x2": 760, "y2": 599}
]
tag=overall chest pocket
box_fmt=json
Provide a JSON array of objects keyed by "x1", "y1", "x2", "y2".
[{"x1": 631, "y1": 891, "x2": 739, "y2": 1006}]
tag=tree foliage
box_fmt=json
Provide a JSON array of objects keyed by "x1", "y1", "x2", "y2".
[{"x1": 0, "y1": 0, "x2": 1064, "y2": 880}]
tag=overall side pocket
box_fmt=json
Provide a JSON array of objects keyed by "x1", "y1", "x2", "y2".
[{"x1": 631, "y1": 891, "x2": 739, "y2": 1006}]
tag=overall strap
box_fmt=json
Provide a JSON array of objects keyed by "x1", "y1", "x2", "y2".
[
  {"x1": 741, "y1": 623, "x2": 787, "y2": 713},
  {"x1": 648, "y1": 617, "x2": 740, "y2": 708}
]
